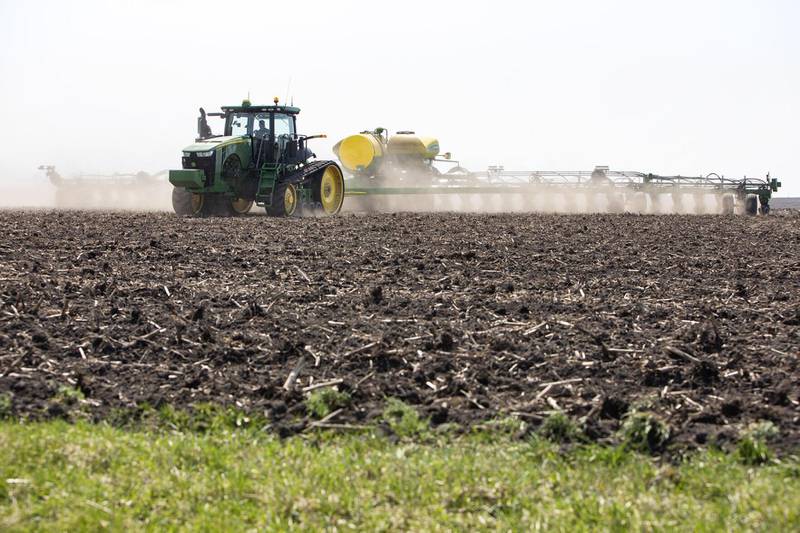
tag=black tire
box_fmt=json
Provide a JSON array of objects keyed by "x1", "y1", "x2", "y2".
[
  {"x1": 266, "y1": 181, "x2": 298, "y2": 217},
  {"x1": 311, "y1": 165, "x2": 345, "y2": 216},
  {"x1": 762, "y1": 202, "x2": 770, "y2": 215},
  {"x1": 230, "y1": 197, "x2": 254, "y2": 215},
  {"x1": 744, "y1": 194, "x2": 758, "y2": 216},
  {"x1": 722, "y1": 194, "x2": 735, "y2": 215},
  {"x1": 173, "y1": 188, "x2": 233, "y2": 217}
]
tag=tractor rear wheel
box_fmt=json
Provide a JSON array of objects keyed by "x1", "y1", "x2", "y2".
[
  {"x1": 266, "y1": 182, "x2": 298, "y2": 217},
  {"x1": 312, "y1": 165, "x2": 345, "y2": 215},
  {"x1": 172, "y1": 187, "x2": 204, "y2": 216}
]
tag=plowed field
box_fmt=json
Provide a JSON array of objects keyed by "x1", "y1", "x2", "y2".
[{"x1": 1, "y1": 210, "x2": 798, "y2": 454}]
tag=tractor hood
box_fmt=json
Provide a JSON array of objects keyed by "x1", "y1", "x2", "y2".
[{"x1": 182, "y1": 135, "x2": 248, "y2": 153}]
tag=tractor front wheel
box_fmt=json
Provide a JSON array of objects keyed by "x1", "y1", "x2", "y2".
[
  {"x1": 266, "y1": 182, "x2": 298, "y2": 217},
  {"x1": 172, "y1": 187, "x2": 204, "y2": 216},
  {"x1": 230, "y1": 197, "x2": 253, "y2": 215},
  {"x1": 312, "y1": 165, "x2": 345, "y2": 215},
  {"x1": 173, "y1": 189, "x2": 238, "y2": 217}
]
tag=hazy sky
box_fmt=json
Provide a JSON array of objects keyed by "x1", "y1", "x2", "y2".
[{"x1": 1, "y1": 0, "x2": 798, "y2": 195}]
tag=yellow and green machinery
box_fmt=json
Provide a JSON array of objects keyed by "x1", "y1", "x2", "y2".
[
  {"x1": 333, "y1": 128, "x2": 781, "y2": 215},
  {"x1": 40, "y1": 114, "x2": 781, "y2": 216},
  {"x1": 333, "y1": 128, "x2": 471, "y2": 185},
  {"x1": 168, "y1": 99, "x2": 344, "y2": 217}
]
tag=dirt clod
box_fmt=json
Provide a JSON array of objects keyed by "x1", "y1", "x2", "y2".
[
  {"x1": 698, "y1": 321, "x2": 724, "y2": 353},
  {"x1": 689, "y1": 360, "x2": 719, "y2": 387},
  {"x1": 369, "y1": 286, "x2": 383, "y2": 305},
  {"x1": 600, "y1": 397, "x2": 629, "y2": 420}
]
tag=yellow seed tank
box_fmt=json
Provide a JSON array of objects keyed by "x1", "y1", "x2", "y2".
[{"x1": 333, "y1": 130, "x2": 440, "y2": 175}]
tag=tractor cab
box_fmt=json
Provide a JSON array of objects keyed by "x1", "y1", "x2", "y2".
[{"x1": 218, "y1": 100, "x2": 312, "y2": 166}]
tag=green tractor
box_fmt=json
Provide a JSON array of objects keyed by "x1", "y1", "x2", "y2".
[{"x1": 168, "y1": 98, "x2": 345, "y2": 217}]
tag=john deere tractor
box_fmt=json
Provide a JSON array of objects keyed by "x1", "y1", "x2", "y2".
[{"x1": 168, "y1": 98, "x2": 344, "y2": 217}]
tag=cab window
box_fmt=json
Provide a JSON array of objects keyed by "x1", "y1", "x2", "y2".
[
  {"x1": 229, "y1": 113, "x2": 251, "y2": 136},
  {"x1": 253, "y1": 113, "x2": 270, "y2": 138},
  {"x1": 274, "y1": 114, "x2": 295, "y2": 137}
]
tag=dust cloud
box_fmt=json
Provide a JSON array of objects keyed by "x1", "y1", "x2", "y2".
[
  {"x1": 340, "y1": 167, "x2": 740, "y2": 215},
  {"x1": 49, "y1": 181, "x2": 174, "y2": 212},
  {"x1": 0, "y1": 182, "x2": 57, "y2": 209},
  {"x1": 342, "y1": 188, "x2": 737, "y2": 215},
  {"x1": 0, "y1": 170, "x2": 173, "y2": 211},
  {"x1": 1, "y1": 167, "x2": 741, "y2": 215}
]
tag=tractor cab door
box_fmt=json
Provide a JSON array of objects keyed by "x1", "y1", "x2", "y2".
[
  {"x1": 252, "y1": 112, "x2": 272, "y2": 166},
  {"x1": 273, "y1": 113, "x2": 298, "y2": 163}
]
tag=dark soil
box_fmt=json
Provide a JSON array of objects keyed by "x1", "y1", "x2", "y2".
[{"x1": 1, "y1": 210, "x2": 799, "y2": 454}]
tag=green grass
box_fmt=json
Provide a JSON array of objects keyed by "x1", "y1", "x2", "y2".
[
  {"x1": 1, "y1": 420, "x2": 798, "y2": 531},
  {"x1": 381, "y1": 398, "x2": 429, "y2": 437},
  {"x1": 737, "y1": 421, "x2": 781, "y2": 466},
  {"x1": 618, "y1": 411, "x2": 671, "y2": 453},
  {"x1": 305, "y1": 388, "x2": 351, "y2": 419},
  {"x1": 0, "y1": 394, "x2": 11, "y2": 419},
  {"x1": 538, "y1": 411, "x2": 582, "y2": 443}
]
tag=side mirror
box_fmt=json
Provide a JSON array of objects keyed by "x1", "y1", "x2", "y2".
[{"x1": 197, "y1": 107, "x2": 212, "y2": 139}]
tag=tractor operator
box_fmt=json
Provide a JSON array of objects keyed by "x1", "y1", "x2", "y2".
[{"x1": 255, "y1": 120, "x2": 270, "y2": 139}]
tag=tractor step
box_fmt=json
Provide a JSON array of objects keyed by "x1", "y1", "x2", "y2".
[{"x1": 255, "y1": 160, "x2": 333, "y2": 206}]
